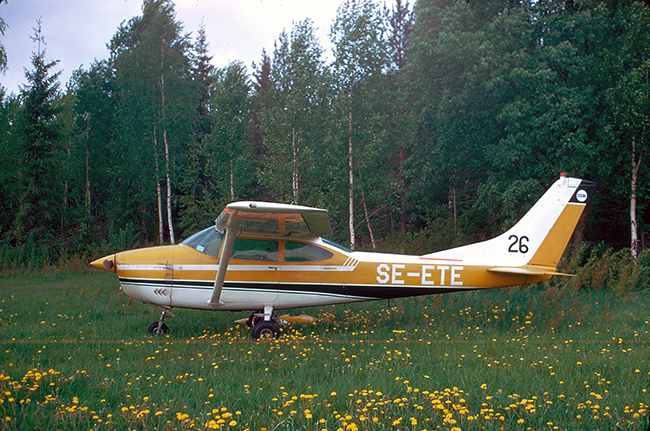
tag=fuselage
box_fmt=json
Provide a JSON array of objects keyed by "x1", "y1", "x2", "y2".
[{"x1": 100, "y1": 229, "x2": 548, "y2": 312}]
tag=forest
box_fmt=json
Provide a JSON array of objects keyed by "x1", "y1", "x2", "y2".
[{"x1": 0, "y1": 0, "x2": 649, "y2": 270}]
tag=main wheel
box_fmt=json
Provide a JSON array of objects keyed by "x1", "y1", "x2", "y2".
[
  {"x1": 252, "y1": 321, "x2": 280, "y2": 340},
  {"x1": 148, "y1": 321, "x2": 169, "y2": 335}
]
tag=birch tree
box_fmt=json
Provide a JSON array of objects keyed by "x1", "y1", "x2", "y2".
[
  {"x1": 258, "y1": 20, "x2": 330, "y2": 205},
  {"x1": 109, "y1": 0, "x2": 195, "y2": 244},
  {"x1": 331, "y1": 0, "x2": 387, "y2": 249}
]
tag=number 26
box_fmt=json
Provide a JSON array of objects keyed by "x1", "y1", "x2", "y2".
[{"x1": 508, "y1": 235, "x2": 529, "y2": 253}]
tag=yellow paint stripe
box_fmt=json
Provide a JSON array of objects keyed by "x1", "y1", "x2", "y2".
[{"x1": 529, "y1": 203, "x2": 585, "y2": 267}]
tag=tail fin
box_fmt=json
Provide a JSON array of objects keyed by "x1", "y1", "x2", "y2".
[{"x1": 422, "y1": 174, "x2": 595, "y2": 274}]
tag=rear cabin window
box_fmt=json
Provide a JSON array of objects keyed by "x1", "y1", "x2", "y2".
[
  {"x1": 232, "y1": 238, "x2": 278, "y2": 261},
  {"x1": 284, "y1": 242, "x2": 334, "y2": 262}
]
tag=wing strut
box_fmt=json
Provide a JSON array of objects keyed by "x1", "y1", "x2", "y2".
[{"x1": 208, "y1": 221, "x2": 238, "y2": 307}]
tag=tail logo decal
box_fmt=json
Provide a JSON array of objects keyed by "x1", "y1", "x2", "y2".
[{"x1": 576, "y1": 189, "x2": 588, "y2": 202}]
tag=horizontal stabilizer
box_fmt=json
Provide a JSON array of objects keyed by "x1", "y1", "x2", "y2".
[
  {"x1": 234, "y1": 314, "x2": 318, "y2": 326},
  {"x1": 488, "y1": 266, "x2": 575, "y2": 277}
]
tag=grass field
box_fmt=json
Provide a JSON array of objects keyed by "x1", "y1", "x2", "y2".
[{"x1": 0, "y1": 270, "x2": 648, "y2": 430}]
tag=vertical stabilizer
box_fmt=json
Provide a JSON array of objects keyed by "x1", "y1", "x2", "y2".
[{"x1": 421, "y1": 174, "x2": 595, "y2": 271}]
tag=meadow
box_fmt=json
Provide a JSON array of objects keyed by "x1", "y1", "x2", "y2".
[{"x1": 0, "y1": 270, "x2": 648, "y2": 430}]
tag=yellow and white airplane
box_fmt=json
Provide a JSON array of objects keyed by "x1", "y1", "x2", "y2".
[{"x1": 91, "y1": 174, "x2": 595, "y2": 339}]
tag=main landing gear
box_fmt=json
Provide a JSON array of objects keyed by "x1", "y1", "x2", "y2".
[
  {"x1": 147, "y1": 306, "x2": 282, "y2": 340},
  {"x1": 247, "y1": 305, "x2": 281, "y2": 340},
  {"x1": 148, "y1": 308, "x2": 173, "y2": 335}
]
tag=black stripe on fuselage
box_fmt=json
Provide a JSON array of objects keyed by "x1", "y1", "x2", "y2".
[{"x1": 118, "y1": 277, "x2": 470, "y2": 299}]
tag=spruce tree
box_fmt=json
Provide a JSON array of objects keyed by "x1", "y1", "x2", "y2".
[{"x1": 13, "y1": 20, "x2": 61, "y2": 243}]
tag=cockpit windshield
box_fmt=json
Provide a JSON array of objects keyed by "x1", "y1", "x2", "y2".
[{"x1": 181, "y1": 227, "x2": 223, "y2": 258}]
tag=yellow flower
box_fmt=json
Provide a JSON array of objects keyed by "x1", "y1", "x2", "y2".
[{"x1": 517, "y1": 419, "x2": 524, "y2": 424}]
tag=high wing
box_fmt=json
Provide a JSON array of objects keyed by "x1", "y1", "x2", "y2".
[{"x1": 208, "y1": 201, "x2": 332, "y2": 307}]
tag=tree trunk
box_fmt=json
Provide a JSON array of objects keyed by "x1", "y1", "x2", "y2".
[
  {"x1": 631, "y1": 137, "x2": 641, "y2": 262},
  {"x1": 398, "y1": 148, "x2": 406, "y2": 235},
  {"x1": 163, "y1": 128, "x2": 175, "y2": 244},
  {"x1": 230, "y1": 158, "x2": 235, "y2": 200},
  {"x1": 154, "y1": 132, "x2": 164, "y2": 245},
  {"x1": 160, "y1": 43, "x2": 175, "y2": 244},
  {"x1": 292, "y1": 127, "x2": 299, "y2": 204},
  {"x1": 84, "y1": 112, "x2": 91, "y2": 223},
  {"x1": 348, "y1": 103, "x2": 355, "y2": 250},
  {"x1": 450, "y1": 177, "x2": 457, "y2": 231},
  {"x1": 361, "y1": 187, "x2": 376, "y2": 250}
]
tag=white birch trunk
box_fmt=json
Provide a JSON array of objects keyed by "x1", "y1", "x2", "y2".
[
  {"x1": 292, "y1": 127, "x2": 299, "y2": 204},
  {"x1": 348, "y1": 105, "x2": 355, "y2": 250},
  {"x1": 230, "y1": 158, "x2": 235, "y2": 200},
  {"x1": 153, "y1": 132, "x2": 164, "y2": 245},
  {"x1": 159, "y1": 43, "x2": 175, "y2": 244},
  {"x1": 631, "y1": 137, "x2": 640, "y2": 262},
  {"x1": 163, "y1": 128, "x2": 175, "y2": 244}
]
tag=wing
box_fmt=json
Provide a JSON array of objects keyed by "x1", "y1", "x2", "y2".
[
  {"x1": 216, "y1": 201, "x2": 332, "y2": 238},
  {"x1": 208, "y1": 201, "x2": 332, "y2": 306}
]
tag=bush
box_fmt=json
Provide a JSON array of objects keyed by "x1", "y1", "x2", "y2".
[{"x1": 566, "y1": 244, "x2": 650, "y2": 291}]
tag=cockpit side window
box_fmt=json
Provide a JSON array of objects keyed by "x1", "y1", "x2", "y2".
[
  {"x1": 181, "y1": 227, "x2": 223, "y2": 258},
  {"x1": 232, "y1": 238, "x2": 278, "y2": 261},
  {"x1": 285, "y1": 241, "x2": 334, "y2": 262}
]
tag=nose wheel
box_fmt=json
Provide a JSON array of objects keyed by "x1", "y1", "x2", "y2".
[{"x1": 148, "y1": 308, "x2": 173, "y2": 335}]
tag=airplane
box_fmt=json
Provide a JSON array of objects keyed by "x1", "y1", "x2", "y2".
[{"x1": 90, "y1": 174, "x2": 595, "y2": 339}]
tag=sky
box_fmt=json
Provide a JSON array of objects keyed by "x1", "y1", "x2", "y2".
[{"x1": 0, "y1": 0, "x2": 342, "y2": 95}]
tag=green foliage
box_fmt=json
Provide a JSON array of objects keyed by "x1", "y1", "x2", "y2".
[
  {"x1": 1, "y1": 0, "x2": 650, "y2": 267},
  {"x1": 12, "y1": 23, "x2": 62, "y2": 243},
  {"x1": 0, "y1": 231, "x2": 55, "y2": 271},
  {"x1": 569, "y1": 245, "x2": 650, "y2": 292}
]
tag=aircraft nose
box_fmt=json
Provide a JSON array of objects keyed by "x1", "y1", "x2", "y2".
[{"x1": 90, "y1": 255, "x2": 116, "y2": 272}]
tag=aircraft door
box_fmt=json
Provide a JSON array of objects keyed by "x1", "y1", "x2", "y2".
[
  {"x1": 157, "y1": 248, "x2": 174, "y2": 307},
  {"x1": 228, "y1": 238, "x2": 280, "y2": 305}
]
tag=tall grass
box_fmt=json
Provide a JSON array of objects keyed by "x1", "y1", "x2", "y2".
[{"x1": 0, "y1": 271, "x2": 648, "y2": 430}]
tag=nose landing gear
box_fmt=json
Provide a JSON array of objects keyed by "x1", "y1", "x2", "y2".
[{"x1": 148, "y1": 308, "x2": 174, "y2": 335}]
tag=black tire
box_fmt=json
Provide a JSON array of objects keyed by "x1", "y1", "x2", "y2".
[
  {"x1": 148, "y1": 321, "x2": 169, "y2": 335},
  {"x1": 252, "y1": 321, "x2": 280, "y2": 340},
  {"x1": 246, "y1": 311, "x2": 263, "y2": 328}
]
